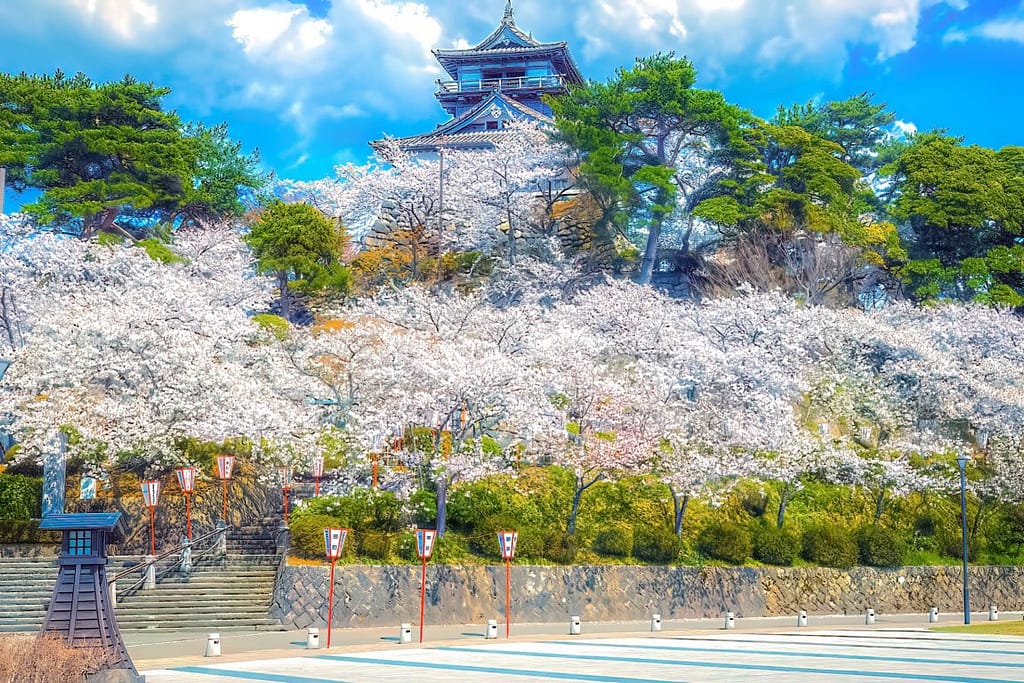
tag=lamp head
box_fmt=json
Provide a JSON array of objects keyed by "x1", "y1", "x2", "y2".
[
  {"x1": 956, "y1": 452, "x2": 970, "y2": 469},
  {"x1": 0, "y1": 358, "x2": 11, "y2": 381}
]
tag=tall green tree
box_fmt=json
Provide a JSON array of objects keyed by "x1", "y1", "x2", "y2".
[
  {"x1": 550, "y1": 53, "x2": 746, "y2": 284},
  {"x1": 882, "y1": 133, "x2": 1024, "y2": 305},
  {"x1": 246, "y1": 201, "x2": 352, "y2": 323},
  {"x1": 775, "y1": 92, "x2": 895, "y2": 174},
  {"x1": 0, "y1": 71, "x2": 265, "y2": 235},
  {"x1": 177, "y1": 122, "x2": 269, "y2": 227}
]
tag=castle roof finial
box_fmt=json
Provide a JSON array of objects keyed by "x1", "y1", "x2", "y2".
[{"x1": 503, "y1": 0, "x2": 514, "y2": 24}]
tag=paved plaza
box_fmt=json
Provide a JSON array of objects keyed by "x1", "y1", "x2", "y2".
[{"x1": 142, "y1": 627, "x2": 1024, "y2": 683}]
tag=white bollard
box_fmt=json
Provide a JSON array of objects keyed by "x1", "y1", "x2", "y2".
[
  {"x1": 797, "y1": 610, "x2": 807, "y2": 627},
  {"x1": 399, "y1": 623, "x2": 412, "y2": 644},
  {"x1": 485, "y1": 619, "x2": 498, "y2": 639},
  {"x1": 204, "y1": 633, "x2": 221, "y2": 657},
  {"x1": 306, "y1": 627, "x2": 320, "y2": 649},
  {"x1": 144, "y1": 555, "x2": 157, "y2": 590},
  {"x1": 651, "y1": 614, "x2": 662, "y2": 632},
  {"x1": 928, "y1": 607, "x2": 939, "y2": 623},
  {"x1": 865, "y1": 608, "x2": 876, "y2": 625},
  {"x1": 724, "y1": 612, "x2": 735, "y2": 630},
  {"x1": 569, "y1": 615, "x2": 581, "y2": 635},
  {"x1": 990, "y1": 605, "x2": 999, "y2": 621}
]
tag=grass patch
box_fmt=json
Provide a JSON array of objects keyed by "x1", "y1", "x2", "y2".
[{"x1": 934, "y1": 621, "x2": 1024, "y2": 636}]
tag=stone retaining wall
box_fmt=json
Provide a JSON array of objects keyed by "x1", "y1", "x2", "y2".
[{"x1": 269, "y1": 564, "x2": 1024, "y2": 630}]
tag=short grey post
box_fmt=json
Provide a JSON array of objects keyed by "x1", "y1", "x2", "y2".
[
  {"x1": 400, "y1": 623, "x2": 412, "y2": 643},
  {"x1": 865, "y1": 608, "x2": 876, "y2": 625},
  {"x1": 725, "y1": 611, "x2": 735, "y2": 629},
  {"x1": 651, "y1": 613, "x2": 662, "y2": 632},
  {"x1": 306, "y1": 627, "x2": 320, "y2": 649},
  {"x1": 569, "y1": 615, "x2": 581, "y2": 635},
  {"x1": 144, "y1": 555, "x2": 156, "y2": 590},
  {"x1": 797, "y1": 610, "x2": 807, "y2": 627},
  {"x1": 928, "y1": 607, "x2": 939, "y2": 623},
  {"x1": 108, "y1": 579, "x2": 117, "y2": 608},
  {"x1": 485, "y1": 619, "x2": 498, "y2": 639},
  {"x1": 989, "y1": 605, "x2": 999, "y2": 621}
]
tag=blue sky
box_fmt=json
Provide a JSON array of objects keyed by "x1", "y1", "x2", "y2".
[{"x1": 1, "y1": 0, "x2": 1023, "y2": 210}]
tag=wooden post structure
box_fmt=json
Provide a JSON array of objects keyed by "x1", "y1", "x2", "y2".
[
  {"x1": 498, "y1": 530, "x2": 518, "y2": 638},
  {"x1": 415, "y1": 528, "x2": 436, "y2": 643},
  {"x1": 140, "y1": 480, "x2": 161, "y2": 556},
  {"x1": 215, "y1": 455, "x2": 235, "y2": 526},
  {"x1": 39, "y1": 513, "x2": 140, "y2": 681},
  {"x1": 175, "y1": 467, "x2": 197, "y2": 540},
  {"x1": 323, "y1": 528, "x2": 349, "y2": 648}
]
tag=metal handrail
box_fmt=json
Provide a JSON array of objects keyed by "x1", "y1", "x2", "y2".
[
  {"x1": 107, "y1": 526, "x2": 227, "y2": 603},
  {"x1": 437, "y1": 75, "x2": 565, "y2": 94},
  {"x1": 108, "y1": 526, "x2": 224, "y2": 584}
]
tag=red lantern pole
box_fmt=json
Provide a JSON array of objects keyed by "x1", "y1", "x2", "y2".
[
  {"x1": 328, "y1": 557, "x2": 336, "y2": 646},
  {"x1": 215, "y1": 455, "x2": 235, "y2": 526},
  {"x1": 149, "y1": 506, "x2": 156, "y2": 556},
  {"x1": 497, "y1": 530, "x2": 518, "y2": 638},
  {"x1": 415, "y1": 528, "x2": 435, "y2": 643},
  {"x1": 279, "y1": 466, "x2": 292, "y2": 525},
  {"x1": 141, "y1": 480, "x2": 161, "y2": 556},
  {"x1": 175, "y1": 467, "x2": 197, "y2": 540},
  {"x1": 419, "y1": 556, "x2": 427, "y2": 643},
  {"x1": 323, "y1": 528, "x2": 349, "y2": 649},
  {"x1": 505, "y1": 557, "x2": 511, "y2": 638},
  {"x1": 312, "y1": 456, "x2": 324, "y2": 497}
]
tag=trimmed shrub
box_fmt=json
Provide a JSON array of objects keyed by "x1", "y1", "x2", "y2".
[
  {"x1": 633, "y1": 527, "x2": 682, "y2": 564},
  {"x1": 358, "y1": 531, "x2": 394, "y2": 561},
  {"x1": 856, "y1": 525, "x2": 908, "y2": 567},
  {"x1": 543, "y1": 530, "x2": 578, "y2": 564},
  {"x1": 593, "y1": 523, "x2": 634, "y2": 558},
  {"x1": 290, "y1": 513, "x2": 346, "y2": 559},
  {"x1": 408, "y1": 489, "x2": 437, "y2": 528},
  {"x1": 0, "y1": 520, "x2": 60, "y2": 545},
  {"x1": 697, "y1": 521, "x2": 752, "y2": 564},
  {"x1": 0, "y1": 474, "x2": 43, "y2": 521},
  {"x1": 801, "y1": 525, "x2": 858, "y2": 567},
  {"x1": 752, "y1": 524, "x2": 800, "y2": 566}
]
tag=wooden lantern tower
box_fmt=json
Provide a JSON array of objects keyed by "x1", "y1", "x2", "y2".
[{"x1": 38, "y1": 512, "x2": 140, "y2": 682}]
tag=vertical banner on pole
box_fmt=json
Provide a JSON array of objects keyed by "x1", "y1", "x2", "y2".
[
  {"x1": 497, "y1": 530, "x2": 518, "y2": 638},
  {"x1": 312, "y1": 456, "x2": 324, "y2": 497},
  {"x1": 175, "y1": 467, "x2": 197, "y2": 539},
  {"x1": 415, "y1": 528, "x2": 436, "y2": 643},
  {"x1": 323, "y1": 528, "x2": 349, "y2": 649},
  {"x1": 215, "y1": 455, "x2": 235, "y2": 526},
  {"x1": 279, "y1": 466, "x2": 293, "y2": 525},
  {"x1": 141, "y1": 480, "x2": 161, "y2": 555}
]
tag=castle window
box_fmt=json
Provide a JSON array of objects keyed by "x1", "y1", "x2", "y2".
[{"x1": 486, "y1": 121, "x2": 499, "y2": 130}]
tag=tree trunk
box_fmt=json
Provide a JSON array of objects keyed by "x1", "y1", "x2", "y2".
[
  {"x1": 506, "y1": 204, "x2": 517, "y2": 265},
  {"x1": 777, "y1": 487, "x2": 790, "y2": 528},
  {"x1": 568, "y1": 482, "x2": 584, "y2": 535},
  {"x1": 672, "y1": 489, "x2": 690, "y2": 537},
  {"x1": 276, "y1": 270, "x2": 291, "y2": 323},
  {"x1": 873, "y1": 488, "x2": 887, "y2": 523},
  {"x1": 436, "y1": 478, "x2": 448, "y2": 538},
  {"x1": 637, "y1": 216, "x2": 663, "y2": 285}
]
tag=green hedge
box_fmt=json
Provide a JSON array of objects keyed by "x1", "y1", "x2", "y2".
[
  {"x1": 290, "y1": 514, "x2": 349, "y2": 560},
  {"x1": 752, "y1": 524, "x2": 800, "y2": 566},
  {"x1": 856, "y1": 525, "x2": 908, "y2": 567},
  {"x1": 593, "y1": 523, "x2": 634, "y2": 558},
  {"x1": 802, "y1": 525, "x2": 858, "y2": 567},
  {"x1": 0, "y1": 474, "x2": 43, "y2": 521},
  {"x1": 633, "y1": 527, "x2": 681, "y2": 564},
  {"x1": 697, "y1": 521, "x2": 752, "y2": 564},
  {"x1": 0, "y1": 519, "x2": 60, "y2": 544}
]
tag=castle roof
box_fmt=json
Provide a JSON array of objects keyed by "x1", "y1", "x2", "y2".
[
  {"x1": 431, "y1": 3, "x2": 584, "y2": 85},
  {"x1": 373, "y1": 90, "x2": 553, "y2": 154}
]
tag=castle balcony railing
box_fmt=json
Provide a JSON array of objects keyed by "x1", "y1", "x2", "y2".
[{"x1": 436, "y1": 74, "x2": 566, "y2": 94}]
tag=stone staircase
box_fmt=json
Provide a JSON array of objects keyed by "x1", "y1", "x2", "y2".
[
  {"x1": 0, "y1": 556, "x2": 59, "y2": 632},
  {"x1": 0, "y1": 522, "x2": 286, "y2": 632}
]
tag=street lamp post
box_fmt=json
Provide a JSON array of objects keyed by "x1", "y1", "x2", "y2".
[{"x1": 956, "y1": 452, "x2": 970, "y2": 625}]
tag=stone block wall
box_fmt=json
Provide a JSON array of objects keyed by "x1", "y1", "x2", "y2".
[{"x1": 269, "y1": 564, "x2": 1024, "y2": 629}]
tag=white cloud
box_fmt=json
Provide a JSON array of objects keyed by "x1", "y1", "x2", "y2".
[
  {"x1": 945, "y1": 3, "x2": 1024, "y2": 46},
  {"x1": 67, "y1": 0, "x2": 159, "y2": 41},
  {"x1": 572, "y1": 0, "x2": 966, "y2": 75},
  {"x1": 227, "y1": 5, "x2": 333, "y2": 58}
]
